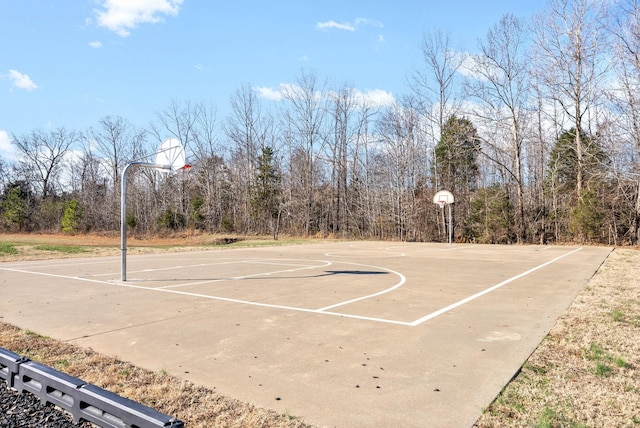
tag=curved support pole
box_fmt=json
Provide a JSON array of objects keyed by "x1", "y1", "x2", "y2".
[{"x1": 120, "y1": 162, "x2": 170, "y2": 281}]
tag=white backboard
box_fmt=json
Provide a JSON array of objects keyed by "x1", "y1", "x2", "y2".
[
  {"x1": 155, "y1": 138, "x2": 187, "y2": 172},
  {"x1": 433, "y1": 190, "x2": 454, "y2": 206}
]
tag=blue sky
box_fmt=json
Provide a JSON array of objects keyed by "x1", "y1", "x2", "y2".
[{"x1": 0, "y1": 0, "x2": 546, "y2": 161}]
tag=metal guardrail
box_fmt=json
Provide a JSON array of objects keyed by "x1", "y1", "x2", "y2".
[
  {"x1": 0, "y1": 347, "x2": 25, "y2": 388},
  {"x1": 0, "y1": 347, "x2": 184, "y2": 428}
]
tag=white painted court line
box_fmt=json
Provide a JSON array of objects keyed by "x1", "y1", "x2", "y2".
[
  {"x1": 408, "y1": 247, "x2": 584, "y2": 326},
  {"x1": 158, "y1": 260, "x2": 332, "y2": 289},
  {"x1": 325, "y1": 251, "x2": 406, "y2": 257},
  {"x1": 0, "y1": 246, "x2": 584, "y2": 327},
  {"x1": 89, "y1": 259, "x2": 321, "y2": 279},
  {"x1": 317, "y1": 261, "x2": 406, "y2": 311},
  {"x1": 0, "y1": 267, "x2": 119, "y2": 286},
  {"x1": 240, "y1": 260, "x2": 327, "y2": 267},
  {"x1": 0, "y1": 265, "x2": 411, "y2": 326}
]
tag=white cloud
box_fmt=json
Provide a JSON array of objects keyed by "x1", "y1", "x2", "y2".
[
  {"x1": 317, "y1": 20, "x2": 356, "y2": 31},
  {"x1": 254, "y1": 84, "x2": 395, "y2": 108},
  {"x1": 317, "y1": 17, "x2": 383, "y2": 32},
  {"x1": 354, "y1": 18, "x2": 383, "y2": 29},
  {"x1": 193, "y1": 63, "x2": 213, "y2": 72},
  {"x1": 456, "y1": 51, "x2": 496, "y2": 82},
  {"x1": 0, "y1": 130, "x2": 17, "y2": 162},
  {"x1": 5, "y1": 69, "x2": 38, "y2": 91},
  {"x1": 253, "y1": 83, "x2": 320, "y2": 102},
  {"x1": 253, "y1": 86, "x2": 284, "y2": 101},
  {"x1": 95, "y1": 0, "x2": 184, "y2": 37},
  {"x1": 353, "y1": 88, "x2": 395, "y2": 107},
  {"x1": 88, "y1": 40, "x2": 103, "y2": 48}
]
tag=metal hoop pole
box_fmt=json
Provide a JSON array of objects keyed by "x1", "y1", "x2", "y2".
[
  {"x1": 448, "y1": 203, "x2": 453, "y2": 246},
  {"x1": 121, "y1": 162, "x2": 170, "y2": 281}
]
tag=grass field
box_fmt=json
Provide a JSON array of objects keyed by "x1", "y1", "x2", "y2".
[
  {"x1": 1, "y1": 233, "x2": 638, "y2": 427},
  {"x1": 475, "y1": 247, "x2": 640, "y2": 428}
]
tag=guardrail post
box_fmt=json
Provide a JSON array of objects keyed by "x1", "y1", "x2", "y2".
[
  {"x1": 0, "y1": 347, "x2": 26, "y2": 388},
  {"x1": 80, "y1": 383, "x2": 184, "y2": 428},
  {"x1": 13, "y1": 360, "x2": 86, "y2": 423}
]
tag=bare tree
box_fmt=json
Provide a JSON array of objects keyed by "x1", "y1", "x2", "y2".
[
  {"x1": 411, "y1": 30, "x2": 463, "y2": 191},
  {"x1": 466, "y1": 14, "x2": 531, "y2": 243},
  {"x1": 147, "y1": 100, "x2": 202, "y2": 233},
  {"x1": 532, "y1": 0, "x2": 610, "y2": 196},
  {"x1": 190, "y1": 102, "x2": 229, "y2": 232},
  {"x1": 0, "y1": 156, "x2": 9, "y2": 191},
  {"x1": 611, "y1": 0, "x2": 640, "y2": 244},
  {"x1": 325, "y1": 84, "x2": 379, "y2": 236},
  {"x1": 12, "y1": 128, "x2": 79, "y2": 198},
  {"x1": 150, "y1": 99, "x2": 198, "y2": 149},
  {"x1": 68, "y1": 145, "x2": 110, "y2": 231},
  {"x1": 325, "y1": 85, "x2": 354, "y2": 236},
  {"x1": 376, "y1": 98, "x2": 427, "y2": 240},
  {"x1": 224, "y1": 84, "x2": 275, "y2": 233},
  {"x1": 90, "y1": 115, "x2": 144, "y2": 189},
  {"x1": 281, "y1": 71, "x2": 328, "y2": 235}
]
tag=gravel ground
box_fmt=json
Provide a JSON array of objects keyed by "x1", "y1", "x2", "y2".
[{"x1": 0, "y1": 382, "x2": 93, "y2": 428}]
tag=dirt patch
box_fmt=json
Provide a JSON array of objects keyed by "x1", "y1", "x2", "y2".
[{"x1": 0, "y1": 233, "x2": 295, "y2": 262}]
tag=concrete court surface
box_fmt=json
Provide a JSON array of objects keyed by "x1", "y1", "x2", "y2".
[{"x1": 0, "y1": 242, "x2": 611, "y2": 427}]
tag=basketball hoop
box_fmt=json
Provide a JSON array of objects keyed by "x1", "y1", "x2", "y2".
[
  {"x1": 433, "y1": 190, "x2": 455, "y2": 246},
  {"x1": 433, "y1": 190, "x2": 454, "y2": 206},
  {"x1": 121, "y1": 138, "x2": 191, "y2": 281}
]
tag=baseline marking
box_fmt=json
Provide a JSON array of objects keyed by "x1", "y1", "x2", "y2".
[{"x1": 0, "y1": 266, "x2": 411, "y2": 326}]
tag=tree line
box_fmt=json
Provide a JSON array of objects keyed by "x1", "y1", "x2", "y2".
[{"x1": 2, "y1": 0, "x2": 640, "y2": 245}]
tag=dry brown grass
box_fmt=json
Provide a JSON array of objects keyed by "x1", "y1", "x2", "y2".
[
  {"x1": 2, "y1": 234, "x2": 639, "y2": 427},
  {"x1": 0, "y1": 232, "x2": 314, "y2": 262},
  {"x1": 475, "y1": 248, "x2": 640, "y2": 427},
  {"x1": 0, "y1": 325, "x2": 315, "y2": 428}
]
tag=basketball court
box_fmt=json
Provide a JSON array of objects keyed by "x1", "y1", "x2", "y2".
[{"x1": 0, "y1": 241, "x2": 611, "y2": 427}]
